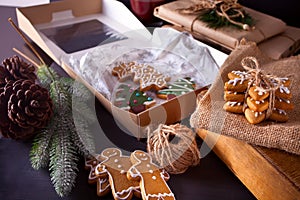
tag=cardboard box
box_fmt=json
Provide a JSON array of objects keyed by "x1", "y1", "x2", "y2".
[{"x1": 16, "y1": 0, "x2": 227, "y2": 138}]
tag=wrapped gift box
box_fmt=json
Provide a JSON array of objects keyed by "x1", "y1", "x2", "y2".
[{"x1": 154, "y1": 0, "x2": 286, "y2": 50}]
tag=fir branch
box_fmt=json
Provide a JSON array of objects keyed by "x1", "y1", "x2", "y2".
[
  {"x1": 8, "y1": 17, "x2": 96, "y2": 197},
  {"x1": 70, "y1": 116, "x2": 95, "y2": 157},
  {"x1": 198, "y1": 8, "x2": 254, "y2": 29},
  {"x1": 49, "y1": 118, "x2": 79, "y2": 197},
  {"x1": 50, "y1": 80, "x2": 72, "y2": 112},
  {"x1": 30, "y1": 123, "x2": 54, "y2": 169},
  {"x1": 37, "y1": 65, "x2": 60, "y2": 89}
]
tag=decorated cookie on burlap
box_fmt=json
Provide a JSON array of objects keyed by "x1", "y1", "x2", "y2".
[
  {"x1": 85, "y1": 156, "x2": 110, "y2": 196},
  {"x1": 127, "y1": 150, "x2": 175, "y2": 200},
  {"x1": 157, "y1": 77, "x2": 196, "y2": 100},
  {"x1": 95, "y1": 148, "x2": 141, "y2": 200},
  {"x1": 223, "y1": 56, "x2": 294, "y2": 124}
]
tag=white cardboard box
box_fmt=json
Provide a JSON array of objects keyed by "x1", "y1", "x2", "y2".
[{"x1": 16, "y1": 0, "x2": 227, "y2": 138}]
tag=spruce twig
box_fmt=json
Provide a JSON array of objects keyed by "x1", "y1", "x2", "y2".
[{"x1": 8, "y1": 18, "x2": 96, "y2": 197}]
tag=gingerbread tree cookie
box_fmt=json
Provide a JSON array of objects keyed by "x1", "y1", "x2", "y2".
[
  {"x1": 127, "y1": 150, "x2": 175, "y2": 200},
  {"x1": 157, "y1": 77, "x2": 196, "y2": 99},
  {"x1": 129, "y1": 89, "x2": 156, "y2": 114}
]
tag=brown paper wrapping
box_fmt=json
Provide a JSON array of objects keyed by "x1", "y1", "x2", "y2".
[
  {"x1": 154, "y1": 0, "x2": 286, "y2": 50},
  {"x1": 190, "y1": 39, "x2": 300, "y2": 155},
  {"x1": 258, "y1": 26, "x2": 300, "y2": 60}
]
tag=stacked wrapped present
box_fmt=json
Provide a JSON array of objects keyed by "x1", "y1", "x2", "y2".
[{"x1": 154, "y1": 0, "x2": 300, "y2": 59}]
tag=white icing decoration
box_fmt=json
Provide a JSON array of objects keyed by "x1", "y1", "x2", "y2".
[
  {"x1": 98, "y1": 148, "x2": 141, "y2": 200},
  {"x1": 279, "y1": 85, "x2": 290, "y2": 94},
  {"x1": 115, "y1": 186, "x2": 140, "y2": 200},
  {"x1": 152, "y1": 176, "x2": 156, "y2": 180},
  {"x1": 128, "y1": 150, "x2": 175, "y2": 200},
  {"x1": 147, "y1": 193, "x2": 175, "y2": 199},
  {"x1": 115, "y1": 159, "x2": 118, "y2": 163},
  {"x1": 278, "y1": 109, "x2": 287, "y2": 115},
  {"x1": 118, "y1": 165, "x2": 122, "y2": 168},
  {"x1": 232, "y1": 70, "x2": 249, "y2": 77},
  {"x1": 228, "y1": 101, "x2": 242, "y2": 107},
  {"x1": 146, "y1": 164, "x2": 150, "y2": 168},
  {"x1": 98, "y1": 178, "x2": 110, "y2": 193},
  {"x1": 149, "y1": 170, "x2": 153, "y2": 173}
]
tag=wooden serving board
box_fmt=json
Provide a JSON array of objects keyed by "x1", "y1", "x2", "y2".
[{"x1": 197, "y1": 129, "x2": 300, "y2": 200}]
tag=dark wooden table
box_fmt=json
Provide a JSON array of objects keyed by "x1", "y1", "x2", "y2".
[{"x1": 0, "y1": 2, "x2": 260, "y2": 200}]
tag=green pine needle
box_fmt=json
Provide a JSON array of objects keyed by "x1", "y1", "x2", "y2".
[
  {"x1": 70, "y1": 116, "x2": 95, "y2": 157},
  {"x1": 30, "y1": 123, "x2": 54, "y2": 169},
  {"x1": 49, "y1": 123, "x2": 79, "y2": 197},
  {"x1": 198, "y1": 8, "x2": 254, "y2": 29}
]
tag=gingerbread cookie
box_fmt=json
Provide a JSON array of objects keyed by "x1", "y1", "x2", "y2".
[
  {"x1": 157, "y1": 77, "x2": 195, "y2": 99},
  {"x1": 129, "y1": 89, "x2": 156, "y2": 114},
  {"x1": 274, "y1": 97, "x2": 294, "y2": 110},
  {"x1": 275, "y1": 85, "x2": 292, "y2": 100},
  {"x1": 95, "y1": 148, "x2": 141, "y2": 200},
  {"x1": 127, "y1": 150, "x2": 175, "y2": 200},
  {"x1": 269, "y1": 108, "x2": 289, "y2": 122},
  {"x1": 246, "y1": 97, "x2": 269, "y2": 112},
  {"x1": 131, "y1": 64, "x2": 170, "y2": 91},
  {"x1": 227, "y1": 70, "x2": 250, "y2": 80},
  {"x1": 112, "y1": 62, "x2": 136, "y2": 81},
  {"x1": 85, "y1": 156, "x2": 111, "y2": 196},
  {"x1": 224, "y1": 78, "x2": 249, "y2": 92},
  {"x1": 244, "y1": 108, "x2": 266, "y2": 124},
  {"x1": 113, "y1": 83, "x2": 136, "y2": 110},
  {"x1": 223, "y1": 91, "x2": 245, "y2": 102},
  {"x1": 223, "y1": 65, "x2": 294, "y2": 125},
  {"x1": 248, "y1": 86, "x2": 269, "y2": 101},
  {"x1": 223, "y1": 101, "x2": 244, "y2": 114},
  {"x1": 112, "y1": 62, "x2": 170, "y2": 92}
]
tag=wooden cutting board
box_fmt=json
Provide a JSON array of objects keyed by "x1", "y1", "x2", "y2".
[{"x1": 197, "y1": 129, "x2": 300, "y2": 200}]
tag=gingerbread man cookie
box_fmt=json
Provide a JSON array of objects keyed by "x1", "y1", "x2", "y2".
[
  {"x1": 85, "y1": 156, "x2": 111, "y2": 196},
  {"x1": 95, "y1": 148, "x2": 141, "y2": 200},
  {"x1": 127, "y1": 150, "x2": 175, "y2": 200}
]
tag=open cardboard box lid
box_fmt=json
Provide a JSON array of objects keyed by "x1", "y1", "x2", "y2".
[{"x1": 16, "y1": 0, "x2": 227, "y2": 138}]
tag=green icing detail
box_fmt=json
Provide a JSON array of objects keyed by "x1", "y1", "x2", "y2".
[{"x1": 129, "y1": 90, "x2": 154, "y2": 107}]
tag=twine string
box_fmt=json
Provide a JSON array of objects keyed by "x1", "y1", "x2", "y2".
[
  {"x1": 178, "y1": 0, "x2": 251, "y2": 30},
  {"x1": 147, "y1": 124, "x2": 200, "y2": 174}
]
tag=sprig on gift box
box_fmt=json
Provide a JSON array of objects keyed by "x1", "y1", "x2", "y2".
[
  {"x1": 8, "y1": 18, "x2": 96, "y2": 197},
  {"x1": 198, "y1": 6, "x2": 254, "y2": 30},
  {"x1": 179, "y1": 0, "x2": 254, "y2": 30}
]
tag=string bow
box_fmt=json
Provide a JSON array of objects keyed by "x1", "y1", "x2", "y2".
[
  {"x1": 179, "y1": 0, "x2": 252, "y2": 30},
  {"x1": 241, "y1": 56, "x2": 283, "y2": 118}
]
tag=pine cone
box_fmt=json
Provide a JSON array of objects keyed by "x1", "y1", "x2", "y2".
[
  {"x1": 0, "y1": 79, "x2": 53, "y2": 140},
  {"x1": 0, "y1": 55, "x2": 37, "y2": 88}
]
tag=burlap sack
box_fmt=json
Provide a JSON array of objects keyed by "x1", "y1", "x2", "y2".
[{"x1": 190, "y1": 39, "x2": 300, "y2": 155}]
